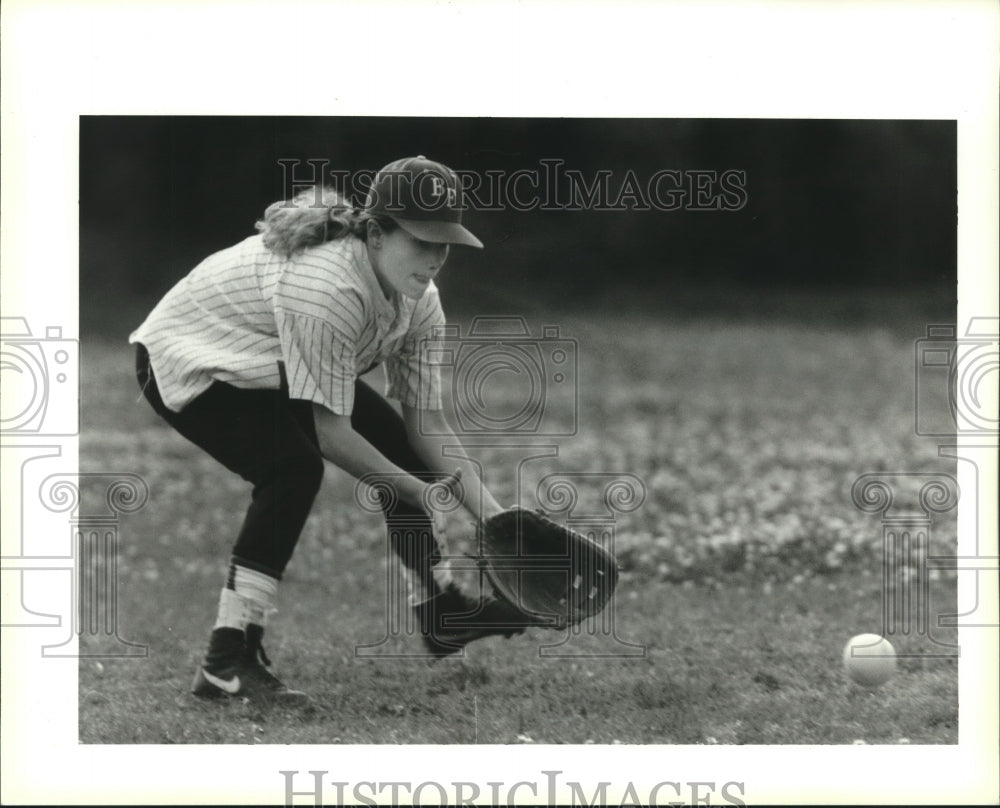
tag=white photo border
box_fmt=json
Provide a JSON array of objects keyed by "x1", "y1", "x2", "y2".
[{"x1": 2, "y1": 0, "x2": 997, "y2": 805}]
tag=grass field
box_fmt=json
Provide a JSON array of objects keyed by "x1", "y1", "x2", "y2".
[{"x1": 79, "y1": 307, "x2": 959, "y2": 744}]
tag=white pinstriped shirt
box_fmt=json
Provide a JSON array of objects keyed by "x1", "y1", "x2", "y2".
[{"x1": 129, "y1": 235, "x2": 444, "y2": 415}]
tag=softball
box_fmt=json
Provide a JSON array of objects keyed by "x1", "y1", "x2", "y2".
[{"x1": 843, "y1": 633, "x2": 897, "y2": 688}]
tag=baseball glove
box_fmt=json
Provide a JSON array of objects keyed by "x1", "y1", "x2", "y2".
[{"x1": 480, "y1": 507, "x2": 619, "y2": 629}]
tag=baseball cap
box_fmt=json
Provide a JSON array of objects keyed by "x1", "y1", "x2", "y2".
[{"x1": 364, "y1": 156, "x2": 483, "y2": 248}]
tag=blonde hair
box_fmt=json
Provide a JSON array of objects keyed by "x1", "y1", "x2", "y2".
[{"x1": 255, "y1": 185, "x2": 395, "y2": 258}]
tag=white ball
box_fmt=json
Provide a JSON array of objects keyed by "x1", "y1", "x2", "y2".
[{"x1": 843, "y1": 633, "x2": 897, "y2": 687}]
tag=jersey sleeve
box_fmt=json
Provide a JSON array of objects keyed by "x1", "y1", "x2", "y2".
[
  {"x1": 384, "y1": 289, "x2": 445, "y2": 410},
  {"x1": 273, "y1": 282, "x2": 366, "y2": 416}
]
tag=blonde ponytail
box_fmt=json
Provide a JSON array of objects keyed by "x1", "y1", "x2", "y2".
[{"x1": 255, "y1": 185, "x2": 368, "y2": 258}]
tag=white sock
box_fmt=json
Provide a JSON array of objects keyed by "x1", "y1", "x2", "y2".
[
  {"x1": 405, "y1": 558, "x2": 456, "y2": 607},
  {"x1": 405, "y1": 520, "x2": 457, "y2": 606},
  {"x1": 214, "y1": 565, "x2": 278, "y2": 631}
]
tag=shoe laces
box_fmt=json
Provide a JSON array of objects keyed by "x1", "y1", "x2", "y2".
[{"x1": 244, "y1": 623, "x2": 271, "y2": 664}]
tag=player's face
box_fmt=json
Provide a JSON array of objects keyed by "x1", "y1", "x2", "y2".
[{"x1": 368, "y1": 225, "x2": 450, "y2": 300}]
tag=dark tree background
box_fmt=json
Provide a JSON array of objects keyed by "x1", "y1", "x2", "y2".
[{"x1": 80, "y1": 117, "x2": 955, "y2": 336}]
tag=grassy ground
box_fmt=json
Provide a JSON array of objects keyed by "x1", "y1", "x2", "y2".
[
  {"x1": 79, "y1": 574, "x2": 957, "y2": 745},
  {"x1": 79, "y1": 309, "x2": 958, "y2": 744}
]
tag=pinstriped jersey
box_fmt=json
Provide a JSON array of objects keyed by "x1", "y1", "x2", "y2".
[{"x1": 129, "y1": 235, "x2": 444, "y2": 415}]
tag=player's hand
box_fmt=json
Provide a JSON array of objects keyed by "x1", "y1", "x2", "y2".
[{"x1": 425, "y1": 468, "x2": 464, "y2": 543}]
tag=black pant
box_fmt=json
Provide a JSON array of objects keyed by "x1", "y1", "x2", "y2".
[{"x1": 135, "y1": 344, "x2": 441, "y2": 581}]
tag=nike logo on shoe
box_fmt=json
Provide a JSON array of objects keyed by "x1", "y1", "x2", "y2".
[{"x1": 200, "y1": 669, "x2": 241, "y2": 694}]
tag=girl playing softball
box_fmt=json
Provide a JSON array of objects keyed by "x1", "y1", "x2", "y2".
[{"x1": 131, "y1": 156, "x2": 525, "y2": 701}]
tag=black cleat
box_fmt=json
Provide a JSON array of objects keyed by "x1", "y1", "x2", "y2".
[
  {"x1": 191, "y1": 625, "x2": 307, "y2": 702},
  {"x1": 416, "y1": 584, "x2": 535, "y2": 658}
]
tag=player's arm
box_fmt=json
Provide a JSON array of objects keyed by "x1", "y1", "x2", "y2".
[
  {"x1": 274, "y1": 292, "x2": 439, "y2": 505},
  {"x1": 311, "y1": 404, "x2": 432, "y2": 509},
  {"x1": 401, "y1": 404, "x2": 505, "y2": 523}
]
